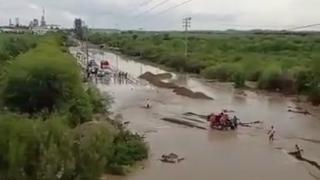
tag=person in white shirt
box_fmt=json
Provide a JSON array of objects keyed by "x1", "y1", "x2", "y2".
[{"x1": 145, "y1": 98, "x2": 151, "y2": 109}]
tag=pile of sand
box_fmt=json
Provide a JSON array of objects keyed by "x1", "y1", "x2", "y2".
[
  {"x1": 139, "y1": 72, "x2": 213, "y2": 100},
  {"x1": 173, "y1": 87, "x2": 213, "y2": 100},
  {"x1": 155, "y1": 73, "x2": 173, "y2": 80},
  {"x1": 139, "y1": 72, "x2": 177, "y2": 89}
]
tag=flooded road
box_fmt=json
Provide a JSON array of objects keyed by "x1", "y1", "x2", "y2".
[{"x1": 72, "y1": 47, "x2": 320, "y2": 180}]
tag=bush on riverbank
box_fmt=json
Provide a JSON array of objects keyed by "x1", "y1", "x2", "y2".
[
  {"x1": 309, "y1": 86, "x2": 320, "y2": 105},
  {"x1": 0, "y1": 35, "x2": 92, "y2": 122},
  {"x1": 106, "y1": 119, "x2": 148, "y2": 175},
  {"x1": 0, "y1": 33, "x2": 148, "y2": 180},
  {"x1": 0, "y1": 34, "x2": 37, "y2": 61}
]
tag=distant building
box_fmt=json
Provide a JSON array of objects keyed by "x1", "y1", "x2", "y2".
[
  {"x1": 40, "y1": 8, "x2": 46, "y2": 27},
  {"x1": 74, "y1": 18, "x2": 84, "y2": 39},
  {"x1": 33, "y1": 19, "x2": 39, "y2": 27},
  {"x1": 15, "y1": 17, "x2": 19, "y2": 27},
  {"x1": 9, "y1": 18, "x2": 14, "y2": 27}
]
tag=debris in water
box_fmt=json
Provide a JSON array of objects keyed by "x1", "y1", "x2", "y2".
[
  {"x1": 308, "y1": 171, "x2": 320, "y2": 180},
  {"x1": 183, "y1": 112, "x2": 208, "y2": 119},
  {"x1": 287, "y1": 145, "x2": 320, "y2": 171},
  {"x1": 123, "y1": 121, "x2": 130, "y2": 125},
  {"x1": 288, "y1": 109, "x2": 311, "y2": 115},
  {"x1": 182, "y1": 117, "x2": 206, "y2": 124},
  {"x1": 143, "y1": 129, "x2": 158, "y2": 134},
  {"x1": 222, "y1": 109, "x2": 235, "y2": 113},
  {"x1": 160, "y1": 153, "x2": 185, "y2": 163},
  {"x1": 239, "y1": 121, "x2": 263, "y2": 126},
  {"x1": 161, "y1": 118, "x2": 207, "y2": 130},
  {"x1": 234, "y1": 89, "x2": 247, "y2": 96}
]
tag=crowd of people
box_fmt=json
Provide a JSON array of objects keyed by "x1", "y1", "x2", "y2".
[{"x1": 113, "y1": 71, "x2": 129, "y2": 84}]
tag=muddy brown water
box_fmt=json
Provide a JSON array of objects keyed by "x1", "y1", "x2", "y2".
[{"x1": 71, "y1": 47, "x2": 320, "y2": 180}]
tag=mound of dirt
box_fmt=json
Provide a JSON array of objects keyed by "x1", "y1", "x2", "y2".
[
  {"x1": 139, "y1": 72, "x2": 213, "y2": 100},
  {"x1": 173, "y1": 87, "x2": 213, "y2": 100},
  {"x1": 161, "y1": 118, "x2": 207, "y2": 130},
  {"x1": 155, "y1": 73, "x2": 173, "y2": 80},
  {"x1": 139, "y1": 72, "x2": 177, "y2": 89}
]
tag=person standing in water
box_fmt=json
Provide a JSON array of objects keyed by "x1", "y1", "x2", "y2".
[
  {"x1": 145, "y1": 98, "x2": 151, "y2": 109},
  {"x1": 231, "y1": 115, "x2": 239, "y2": 129},
  {"x1": 268, "y1": 125, "x2": 276, "y2": 141}
]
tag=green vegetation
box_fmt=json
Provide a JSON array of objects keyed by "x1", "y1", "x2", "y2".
[
  {"x1": 0, "y1": 34, "x2": 37, "y2": 62},
  {"x1": 0, "y1": 34, "x2": 38, "y2": 75},
  {"x1": 88, "y1": 31, "x2": 320, "y2": 105},
  {"x1": 0, "y1": 33, "x2": 148, "y2": 180}
]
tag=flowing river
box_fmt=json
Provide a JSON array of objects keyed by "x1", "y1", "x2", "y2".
[{"x1": 71, "y1": 47, "x2": 320, "y2": 180}]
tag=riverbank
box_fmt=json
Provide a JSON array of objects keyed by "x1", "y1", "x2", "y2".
[{"x1": 88, "y1": 31, "x2": 320, "y2": 105}]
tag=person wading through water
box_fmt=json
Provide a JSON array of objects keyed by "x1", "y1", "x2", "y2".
[
  {"x1": 268, "y1": 125, "x2": 276, "y2": 141},
  {"x1": 145, "y1": 98, "x2": 151, "y2": 109}
]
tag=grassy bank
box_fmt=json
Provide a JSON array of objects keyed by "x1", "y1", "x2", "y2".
[
  {"x1": 0, "y1": 34, "x2": 38, "y2": 75},
  {"x1": 88, "y1": 31, "x2": 320, "y2": 105},
  {"x1": 0, "y1": 33, "x2": 148, "y2": 179}
]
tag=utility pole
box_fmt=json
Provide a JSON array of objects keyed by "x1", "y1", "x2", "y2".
[
  {"x1": 182, "y1": 17, "x2": 191, "y2": 57},
  {"x1": 83, "y1": 26, "x2": 89, "y2": 68}
]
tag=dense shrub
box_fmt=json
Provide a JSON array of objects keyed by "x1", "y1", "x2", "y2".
[
  {"x1": 0, "y1": 114, "x2": 75, "y2": 180},
  {"x1": 308, "y1": 86, "x2": 320, "y2": 105},
  {"x1": 72, "y1": 121, "x2": 116, "y2": 180},
  {"x1": 258, "y1": 65, "x2": 282, "y2": 90},
  {"x1": 201, "y1": 64, "x2": 238, "y2": 81},
  {"x1": 290, "y1": 67, "x2": 312, "y2": 92},
  {"x1": 233, "y1": 70, "x2": 246, "y2": 88},
  {"x1": 106, "y1": 127, "x2": 148, "y2": 175},
  {"x1": 0, "y1": 114, "x2": 130, "y2": 180},
  {"x1": 161, "y1": 54, "x2": 187, "y2": 71},
  {"x1": 86, "y1": 86, "x2": 113, "y2": 114},
  {"x1": 1, "y1": 35, "x2": 91, "y2": 120},
  {"x1": 0, "y1": 34, "x2": 37, "y2": 61},
  {"x1": 184, "y1": 59, "x2": 207, "y2": 73}
]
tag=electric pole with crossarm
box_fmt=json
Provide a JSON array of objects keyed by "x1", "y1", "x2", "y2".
[{"x1": 182, "y1": 17, "x2": 191, "y2": 57}]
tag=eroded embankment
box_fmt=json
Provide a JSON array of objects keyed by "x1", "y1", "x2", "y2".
[{"x1": 139, "y1": 72, "x2": 213, "y2": 100}]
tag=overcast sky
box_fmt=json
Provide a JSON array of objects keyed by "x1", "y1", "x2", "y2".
[{"x1": 0, "y1": 0, "x2": 320, "y2": 30}]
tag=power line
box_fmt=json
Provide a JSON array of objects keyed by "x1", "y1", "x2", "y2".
[
  {"x1": 153, "y1": 0, "x2": 193, "y2": 16},
  {"x1": 139, "y1": 0, "x2": 155, "y2": 6},
  {"x1": 134, "y1": 0, "x2": 170, "y2": 18},
  {"x1": 287, "y1": 23, "x2": 320, "y2": 31}
]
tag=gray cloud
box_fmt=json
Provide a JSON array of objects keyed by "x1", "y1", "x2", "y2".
[{"x1": 1, "y1": 0, "x2": 320, "y2": 30}]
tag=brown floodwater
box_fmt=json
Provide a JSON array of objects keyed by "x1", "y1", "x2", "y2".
[{"x1": 71, "y1": 47, "x2": 320, "y2": 180}]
